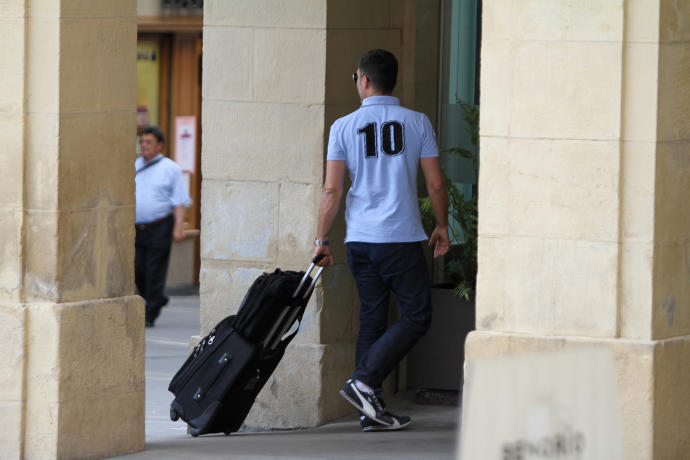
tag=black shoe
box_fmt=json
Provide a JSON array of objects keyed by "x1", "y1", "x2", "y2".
[
  {"x1": 360, "y1": 413, "x2": 411, "y2": 432},
  {"x1": 145, "y1": 320, "x2": 154, "y2": 328},
  {"x1": 340, "y1": 379, "x2": 395, "y2": 426}
]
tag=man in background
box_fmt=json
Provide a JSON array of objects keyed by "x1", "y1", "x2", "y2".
[{"x1": 135, "y1": 125, "x2": 190, "y2": 327}]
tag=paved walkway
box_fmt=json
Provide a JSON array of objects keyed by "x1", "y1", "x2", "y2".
[{"x1": 111, "y1": 296, "x2": 460, "y2": 459}]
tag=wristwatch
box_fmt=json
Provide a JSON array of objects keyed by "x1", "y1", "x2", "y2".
[{"x1": 314, "y1": 239, "x2": 329, "y2": 246}]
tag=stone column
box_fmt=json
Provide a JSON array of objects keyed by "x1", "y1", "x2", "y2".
[
  {"x1": 0, "y1": 1, "x2": 144, "y2": 458},
  {"x1": 200, "y1": 0, "x2": 414, "y2": 428},
  {"x1": 468, "y1": 1, "x2": 690, "y2": 459}
]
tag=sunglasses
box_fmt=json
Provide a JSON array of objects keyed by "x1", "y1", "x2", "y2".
[{"x1": 352, "y1": 72, "x2": 366, "y2": 83}]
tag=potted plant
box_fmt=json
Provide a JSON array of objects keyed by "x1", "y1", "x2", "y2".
[{"x1": 407, "y1": 101, "x2": 478, "y2": 394}]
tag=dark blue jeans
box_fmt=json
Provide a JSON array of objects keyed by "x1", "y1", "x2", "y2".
[{"x1": 347, "y1": 242, "x2": 432, "y2": 388}]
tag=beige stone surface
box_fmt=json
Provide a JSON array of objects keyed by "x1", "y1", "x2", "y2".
[
  {"x1": 479, "y1": 138, "x2": 620, "y2": 241},
  {"x1": 620, "y1": 141, "x2": 656, "y2": 243},
  {"x1": 460, "y1": 348, "x2": 623, "y2": 460},
  {"x1": 510, "y1": 40, "x2": 622, "y2": 140},
  {"x1": 202, "y1": 27, "x2": 253, "y2": 102},
  {"x1": 23, "y1": 210, "x2": 59, "y2": 302},
  {"x1": 483, "y1": 0, "x2": 623, "y2": 42},
  {"x1": 59, "y1": 112, "x2": 136, "y2": 210},
  {"x1": 464, "y1": 331, "x2": 663, "y2": 460},
  {"x1": 657, "y1": 42, "x2": 690, "y2": 142},
  {"x1": 622, "y1": 44, "x2": 659, "y2": 143},
  {"x1": 25, "y1": 113, "x2": 59, "y2": 210},
  {"x1": 620, "y1": 243, "x2": 654, "y2": 340},
  {"x1": 277, "y1": 182, "x2": 320, "y2": 265},
  {"x1": 201, "y1": 179, "x2": 280, "y2": 263},
  {"x1": 205, "y1": 0, "x2": 326, "y2": 28},
  {"x1": 253, "y1": 28, "x2": 326, "y2": 104},
  {"x1": 660, "y1": 0, "x2": 690, "y2": 43},
  {"x1": 476, "y1": 235, "x2": 618, "y2": 337},
  {"x1": 0, "y1": 113, "x2": 23, "y2": 210},
  {"x1": 25, "y1": 17, "x2": 60, "y2": 114},
  {"x1": 477, "y1": 40, "x2": 511, "y2": 137},
  {"x1": 0, "y1": 212, "x2": 22, "y2": 302},
  {"x1": 243, "y1": 342, "x2": 355, "y2": 429},
  {"x1": 23, "y1": 297, "x2": 145, "y2": 459},
  {"x1": 0, "y1": 0, "x2": 24, "y2": 18},
  {"x1": 26, "y1": 0, "x2": 59, "y2": 17},
  {"x1": 653, "y1": 337, "x2": 690, "y2": 459},
  {"x1": 202, "y1": 101, "x2": 325, "y2": 170},
  {"x1": 0, "y1": 17, "x2": 23, "y2": 113},
  {"x1": 202, "y1": 143, "x2": 324, "y2": 185},
  {"x1": 652, "y1": 240, "x2": 690, "y2": 339},
  {"x1": 626, "y1": 0, "x2": 660, "y2": 43},
  {"x1": 654, "y1": 141, "x2": 690, "y2": 243},
  {"x1": 0, "y1": 305, "x2": 25, "y2": 458}
]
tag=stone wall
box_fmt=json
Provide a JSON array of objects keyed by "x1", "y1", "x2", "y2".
[
  {"x1": 0, "y1": 1, "x2": 145, "y2": 458},
  {"x1": 469, "y1": 1, "x2": 690, "y2": 459}
]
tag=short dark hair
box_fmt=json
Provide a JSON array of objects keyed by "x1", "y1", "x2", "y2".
[
  {"x1": 141, "y1": 125, "x2": 165, "y2": 144},
  {"x1": 358, "y1": 49, "x2": 398, "y2": 94}
]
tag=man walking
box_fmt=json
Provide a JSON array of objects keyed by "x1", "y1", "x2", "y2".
[
  {"x1": 135, "y1": 126, "x2": 190, "y2": 327},
  {"x1": 313, "y1": 49, "x2": 450, "y2": 431}
]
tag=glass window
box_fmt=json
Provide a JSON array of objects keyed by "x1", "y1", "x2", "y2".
[{"x1": 435, "y1": 0, "x2": 481, "y2": 288}]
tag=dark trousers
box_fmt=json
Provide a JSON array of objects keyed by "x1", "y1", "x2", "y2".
[
  {"x1": 347, "y1": 242, "x2": 432, "y2": 389},
  {"x1": 135, "y1": 214, "x2": 174, "y2": 322}
]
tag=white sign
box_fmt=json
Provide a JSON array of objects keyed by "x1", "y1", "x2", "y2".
[
  {"x1": 174, "y1": 116, "x2": 196, "y2": 173},
  {"x1": 458, "y1": 348, "x2": 622, "y2": 460}
]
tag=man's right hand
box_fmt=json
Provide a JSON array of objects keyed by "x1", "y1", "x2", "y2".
[
  {"x1": 429, "y1": 225, "x2": 450, "y2": 258},
  {"x1": 313, "y1": 245, "x2": 334, "y2": 267}
]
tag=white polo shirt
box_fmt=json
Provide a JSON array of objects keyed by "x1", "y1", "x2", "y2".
[
  {"x1": 327, "y1": 95, "x2": 439, "y2": 243},
  {"x1": 135, "y1": 154, "x2": 190, "y2": 224}
]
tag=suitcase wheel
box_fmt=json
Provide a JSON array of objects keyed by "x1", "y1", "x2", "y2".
[
  {"x1": 190, "y1": 427, "x2": 201, "y2": 437},
  {"x1": 170, "y1": 405, "x2": 180, "y2": 421}
]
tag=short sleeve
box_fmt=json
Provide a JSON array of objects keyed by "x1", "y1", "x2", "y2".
[
  {"x1": 170, "y1": 164, "x2": 191, "y2": 208},
  {"x1": 326, "y1": 120, "x2": 346, "y2": 161},
  {"x1": 419, "y1": 115, "x2": 439, "y2": 158}
]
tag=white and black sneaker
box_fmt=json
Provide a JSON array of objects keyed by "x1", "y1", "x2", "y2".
[
  {"x1": 360, "y1": 413, "x2": 411, "y2": 432},
  {"x1": 340, "y1": 379, "x2": 398, "y2": 426}
]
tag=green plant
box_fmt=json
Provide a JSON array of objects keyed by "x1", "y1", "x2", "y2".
[{"x1": 420, "y1": 100, "x2": 478, "y2": 300}]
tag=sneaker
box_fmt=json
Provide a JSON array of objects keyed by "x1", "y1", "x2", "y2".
[
  {"x1": 360, "y1": 413, "x2": 411, "y2": 432},
  {"x1": 340, "y1": 379, "x2": 394, "y2": 426}
]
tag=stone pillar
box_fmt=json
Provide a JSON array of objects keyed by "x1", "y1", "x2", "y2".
[
  {"x1": 468, "y1": 1, "x2": 690, "y2": 459},
  {"x1": 0, "y1": 1, "x2": 144, "y2": 458},
  {"x1": 200, "y1": 0, "x2": 415, "y2": 427}
]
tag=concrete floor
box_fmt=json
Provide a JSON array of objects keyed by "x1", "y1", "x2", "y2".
[{"x1": 110, "y1": 296, "x2": 461, "y2": 460}]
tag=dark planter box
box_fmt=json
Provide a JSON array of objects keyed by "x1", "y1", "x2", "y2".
[{"x1": 406, "y1": 288, "x2": 475, "y2": 391}]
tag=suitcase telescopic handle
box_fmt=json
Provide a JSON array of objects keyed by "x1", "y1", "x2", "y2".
[{"x1": 293, "y1": 255, "x2": 326, "y2": 299}]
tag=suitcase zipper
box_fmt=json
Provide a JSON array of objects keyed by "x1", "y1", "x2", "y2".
[
  {"x1": 169, "y1": 329, "x2": 230, "y2": 393},
  {"x1": 192, "y1": 352, "x2": 233, "y2": 401}
]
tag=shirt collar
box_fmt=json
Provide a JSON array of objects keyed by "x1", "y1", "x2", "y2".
[
  {"x1": 361, "y1": 95, "x2": 400, "y2": 107},
  {"x1": 141, "y1": 153, "x2": 164, "y2": 165}
]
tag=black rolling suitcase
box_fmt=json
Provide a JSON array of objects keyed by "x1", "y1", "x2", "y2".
[{"x1": 168, "y1": 257, "x2": 325, "y2": 436}]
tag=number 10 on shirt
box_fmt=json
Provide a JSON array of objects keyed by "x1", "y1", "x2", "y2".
[{"x1": 357, "y1": 121, "x2": 405, "y2": 158}]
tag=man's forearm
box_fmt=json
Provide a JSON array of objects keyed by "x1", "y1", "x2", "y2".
[
  {"x1": 174, "y1": 205, "x2": 186, "y2": 226},
  {"x1": 316, "y1": 186, "x2": 342, "y2": 240},
  {"x1": 428, "y1": 186, "x2": 449, "y2": 228}
]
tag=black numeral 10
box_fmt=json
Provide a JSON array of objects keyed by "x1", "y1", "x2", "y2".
[{"x1": 357, "y1": 121, "x2": 405, "y2": 158}]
